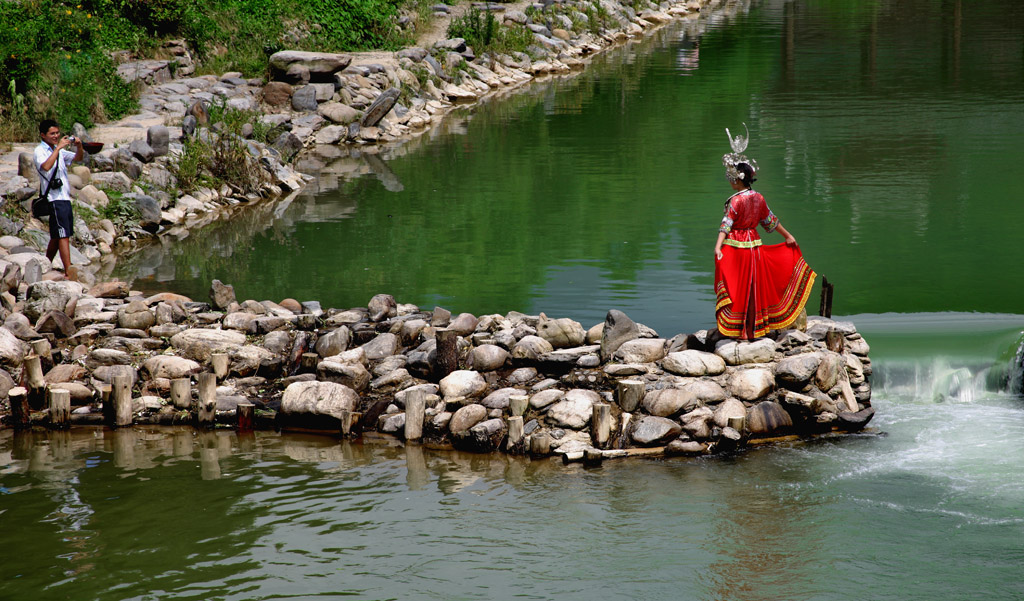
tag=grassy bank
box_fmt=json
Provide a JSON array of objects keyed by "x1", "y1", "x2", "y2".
[{"x1": 0, "y1": 0, "x2": 426, "y2": 141}]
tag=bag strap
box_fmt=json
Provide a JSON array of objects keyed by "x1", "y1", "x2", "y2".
[{"x1": 39, "y1": 161, "x2": 59, "y2": 201}]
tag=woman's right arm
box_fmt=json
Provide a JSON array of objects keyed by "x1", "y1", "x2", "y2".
[{"x1": 714, "y1": 231, "x2": 726, "y2": 261}]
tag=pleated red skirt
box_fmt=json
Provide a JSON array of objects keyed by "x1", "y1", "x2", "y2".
[{"x1": 715, "y1": 243, "x2": 816, "y2": 339}]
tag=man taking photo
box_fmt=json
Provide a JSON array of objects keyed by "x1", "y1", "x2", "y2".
[{"x1": 33, "y1": 119, "x2": 84, "y2": 281}]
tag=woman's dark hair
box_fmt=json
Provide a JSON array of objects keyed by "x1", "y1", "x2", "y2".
[
  {"x1": 38, "y1": 119, "x2": 59, "y2": 135},
  {"x1": 737, "y1": 162, "x2": 757, "y2": 186}
]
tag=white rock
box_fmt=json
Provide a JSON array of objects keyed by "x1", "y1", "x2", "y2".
[
  {"x1": 439, "y1": 369, "x2": 487, "y2": 400},
  {"x1": 729, "y1": 368, "x2": 775, "y2": 401},
  {"x1": 662, "y1": 350, "x2": 726, "y2": 376},
  {"x1": 547, "y1": 389, "x2": 599, "y2": 429}
]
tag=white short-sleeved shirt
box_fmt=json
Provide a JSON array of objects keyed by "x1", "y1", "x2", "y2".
[{"x1": 33, "y1": 141, "x2": 76, "y2": 202}]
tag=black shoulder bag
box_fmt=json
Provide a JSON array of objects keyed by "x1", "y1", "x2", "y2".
[{"x1": 31, "y1": 164, "x2": 59, "y2": 219}]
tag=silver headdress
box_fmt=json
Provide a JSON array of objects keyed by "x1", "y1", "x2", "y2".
[{"x1": 722, "y1": 123, "x2": 758, "y2": 183}]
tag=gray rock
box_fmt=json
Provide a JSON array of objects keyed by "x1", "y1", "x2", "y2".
[
  {"x1": 396, "y1": 47, "x2": 429, "y2": 61},
  {"x1": 547, "y1": 389, "x2": 599, "y2": 429},
  {"x1": 133, "y1": 195, "x2": 161, "y2": 232},
  {"x1": 170, "y1": 328, "x2": 247, "y2": 362},
  {"x1": 182, "y1": 115, "x2": 198, "y2": 138},
  {"x1": 209, "y1": 279, "x2": 236, "y2": 310},
  {"x1": 713, "y1": 398, "x2": 748, "y2": 428},
  {"x1": 439, "y1": 370, "x2": 487, "y2": 400},
  {"x1": 450, "y1": 403, "x2": 487, "y2": 434},
  {"x1": 142, "y1": 355, "x2": 201, "y2": 379},
  {"x1": 600, "y1": 309, "x2": 640, "y2": 360},
  {"x1": 662, "y1": 350, "x2": 727, "y2": 377},
  {"x1": 467, "y1": 344, "x2": 509, "y2": 371},
  {"x1": 23, "y1": 280, "x2": 84, "y2": 322},
  {"x1": 147, "y1": 125, "x2": 169, "y2": 157},
  {"x1": 614, "y1": 338, "x2": 667, "y2": 363},
  {"x1": 715, "y1": 338, "x2": 777, "y2": 365},
  {"x1": 231, "y1": 345, "x2": 280, "y2": 378},
  {"x1": 318, "y1": 102, "x2": 361, "y2": 124},
  {"x1": 529, "y1": 388, "x2": 564, "y2": 409},
  {"x1": 746, "y1": 401, "x2": 793, "y2": 434},
  {"x1": 507, "y1": 366, "x2": 538, "y2": 384},
  {"x1": 269, "y1": 50, "x2": 352, "y2": 78},
  {"x1": 455, "y1": 417, "x2": 506, "y2": 452},
  {"x1": 117, "y1": 301, "x2": 156, "y2": 330},
  {"x1": 280, "y1": 380, "x2": 358, "y2": 420},
  {"x1": 360, "y1": 332, "x2": 400, "y2": 360},
  {"x1": 481, "y1": 387, "x2": 523, "y2": 410},
  {"x1": 368, "y1": 294, "x2": 397, "y2": 321},
  {"x1": 285, "y1": 63, "x2": 311, "y2": 84},
  {"x1": 129, "y1": 140, "x2": 155, "y2": 163},
  {"x1": 89, "y1": 171, "x2": 133, "y2": 193},
  {"x1": 815, "y1": 351, "x2": 843, "y2": 391},
  {"x1": 447, "y1": 312, "x2": 479, "y2": 335},
  {"x1": 537, "y1": 315, "x2": 585, "y2": 349},
  {"x1": 361, "y1": 88, "x2": 401, "y2": 127},
  {"x1": 292, "y1": 85, "x2": 319, "y2": 112},
  {"x1": 729, "y1": 368, "x2": 775, "y2": 401},
  {"x1": 317, "y1": 358, "x2": 370, "y2": 392},
  {"x1": 0, "y1": 327, "x2": 29, "y2": 367},
  {"x1": 642, "y1": 387, "x2": 699, "y2": 417},
  {"x1": 775, "y1": 351, "x2": 823, "y2": 386},
  {"x1": 315, "y1": 326, "x2": 350, "y2": 357},
  {"x1": 630, "y1": 416, "x2": 682, "y2": 446}
]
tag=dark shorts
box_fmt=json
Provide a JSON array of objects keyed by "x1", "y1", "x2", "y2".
[{"x1": 48, "y1": 200, "x2": 74, "y2": 240}]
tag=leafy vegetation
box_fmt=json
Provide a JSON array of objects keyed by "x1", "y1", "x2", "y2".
[
  {"x1": 447, "y1": 8, "x2": 534, "y2": 56},
  {"x1": 170, "y1": 101, "x2": 271, "y2": 195},
  {"x1": 96, "y1": 190, "x2": 141, "y2": 230},
  {"x1": 0, "y1": 0, "x2": 413, "y2": 141}
]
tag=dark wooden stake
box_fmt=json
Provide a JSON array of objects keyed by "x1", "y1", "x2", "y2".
[
  {"x1": 434, "y1": 328, "x2": 458, "y2": 380},
  {"x1": 819, "y1": 276, "x2": 834, "y2": 318},
  {"x1": 9, "y1": 386, "x2": 30, "y2": 430}
]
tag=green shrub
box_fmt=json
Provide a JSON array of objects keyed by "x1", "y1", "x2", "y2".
[
  {"x1": 448, "y1": 9, "x2": 533, "y2": 56},
  {"x1": 96, "y1": 190, "x2": 141, "y2": 230}
]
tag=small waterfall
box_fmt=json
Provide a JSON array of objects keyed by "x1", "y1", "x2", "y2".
[
  {"x1": 873, "y1": 359, "x2": 992, "y2": 403},
  {"x1": 1008, "y1": 334, "x2": 1024, "y2": 395}
]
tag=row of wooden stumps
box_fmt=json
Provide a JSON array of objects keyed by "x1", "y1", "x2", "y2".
[{"x1": 8, "y1": 348, "x2": 255, "y2": 432}]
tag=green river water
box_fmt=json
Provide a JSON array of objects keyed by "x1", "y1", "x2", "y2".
[{"x1": 5, "y1": 0, "x2": 1024, "y2": 599}]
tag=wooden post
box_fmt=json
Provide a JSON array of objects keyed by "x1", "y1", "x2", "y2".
[
  {"x1": 211, "y1": 353, "x2": 230, "y2": 380},
  {"x1": 197, "y1": 372, "x2": 217, "y2": 428},
  {"x1": 509, "y1": 395, "x2": 528, "y2": 417},
  {"x1": 727, "y1": 416, "x2": 746, "y2": 433},
  {"x1": 300, "y1": 352, "x2": 319, "y2": 373},
  {"x1": 434, "y1": 328, "x2": 458, "y2": 380},
  {"x1": 592, "y1": 403, "x2": 611, "y2": 449},
  {"x1": 110, "y1": 374, "x2": 132, "y2": 427},
  {"x1": 170, "y1": 378, "x2": 191, "y2": 409},
  {"x1": 819, "y1": 276, "x2": 834, "y2": 318},
  {"x1": 506, "y1": 415, "x2": 524, "y2": 452},
  {"x1": 404, "y1": 389, "x2": 426, "y2": 441},
  {"x1": 47, "y1": 388, "x2": 71, "y2": 430},
  {"x1": 616, "y1": 379, "x2": 644, "y2": 412},
  {"x1": 30, "y1": 339, "x2": 52, "y2": 371},
  {"x1": 584, "y1": 448, "x2": 604, "y2": 466},
  {"x1": 340, "y1": 410, "x2": 362, "y2": 437},
  {"x1": 24, "y1": 355, "x2": 46, "y2": 410},
  {"x1": 9, "y1": 386, "x2": 30, "y2": 430},
  {"x1": 530, "y1": 431, "x2": 551, "y2": 456},
  {"x1": 236, "y1": 402, "x2": 255, "y2": 432}
]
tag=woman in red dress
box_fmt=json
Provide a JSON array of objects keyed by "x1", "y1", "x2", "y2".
[{"x1": 713, "y1": 129, "x2": 816, "y2": 340}]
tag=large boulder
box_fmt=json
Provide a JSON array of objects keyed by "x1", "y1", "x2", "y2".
[
  {"x1": 729, "y1": 368, "x2": 775, "y2": 401},
  {"x1": 269, "y1": 51, "x2": 352, "y2": 78},
  {"x1": 642, "y1": 387, "x2": 700, "y2": 417},
  {"x1": 317, "y1": 359, "x2": 370, "y2": 392},
  {"x1": 775, "y1": 352, "x2": 823, "y2": 386},
  {"x1": 0, "y1": 327, "x2": 29, "y2": 367},
  {"x1": 23, "y1": 280, "x2": 84, "y2": 321},
  {"x1": 746, "y1": 401, "x2": 793, "y2": 435},
  {"x1": 142, "y1": 355, "x2": 201, "y2": 379},
  {"x1": 662, "y1": 350, "x2": 727, "y2": 377},
  {"x1": 713, "y1": 398, "x2": 748, "y2": 428},
  {"x1": 280, "y1": 380, "x2": 359, "y2": 421},
  {"x1": 537, "y1": 315, "x2": 586, "y2": 349},
  {"x1": 315, "y1": 326, "x2": 350, "y2": 358},
  {"x1": 630, "y1": 416, "x2": 682, "y2": 446},
  {"x1": 209, "y1": 279, "x2": 236, "y2": 310},
  {"x1": 439, "y1": 370, "x2": 487, "y2": 400},
  {"x1": 360, "y1": 333, "x2": 400, "y2": 360},
  {"x1": 600, "y1": 309, "x2": 640, "y2": 360},
  {"x1": 449, "y1": 403, "x2": 488, "y2": 434},
  {"x1": 614, "y1": 338, "x2": 667, "y2": 363},
  {"x1": 511, "y1": 336, "x2": 553, "y2": 360},
  {"x1": 546, "y1": 389, "x2": 599, "y2": 429},
  {"x1": 361, "y1": 88, "x2": 401, "y2": 127},
  {"x1": 714, "y1": 338, "x2": 777, "y2": 365},
  {"x1": 467, "y1": 344, "x2": 509, "y2": 371},
  {"x1": 170, "y1": 329, "x2": 247, "y2": 362}
]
